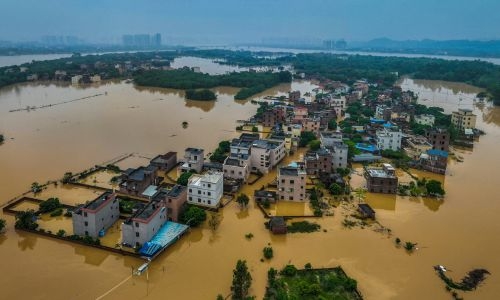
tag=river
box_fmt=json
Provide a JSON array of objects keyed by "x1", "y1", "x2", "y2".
[
  {"x1": 0, "y1": 63, "x2": 499, "y2": 299},
  {"x1": 2, "y1": 47, "x2": 500, "y2": 69}
]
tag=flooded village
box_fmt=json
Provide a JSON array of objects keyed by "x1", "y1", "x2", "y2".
[{"x1": 0, "y1": 54, "x2": 499, "y2": 300}]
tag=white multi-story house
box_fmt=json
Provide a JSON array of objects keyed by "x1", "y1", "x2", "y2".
[
  {"x1": 282, "y1": 124, "x2": 302, "y2": 138},
  {"x1": 376, "y1": 125, "x2": 402, "y2": 151},
  {"x1": 121, "y1": 201, "x2": 167, "y2": 248},
  {"x1": 250, "y1": 139, "x2": 286, "y2": 174},
  {"x1": 187, "y1": 171, "x2": 223, "y2": 208},
  {"x1": 320, "y1": 131, "x2": 343, "y2": 147},
  {"x1": 223, "y1": 134, "x2": 259, "y2": 182},
  {"x1": 277, "y1": 164, "x2": 307, "y2": 201},
  {"x1": 414, "y1": 114, "x2": 435, "y2": 126}
]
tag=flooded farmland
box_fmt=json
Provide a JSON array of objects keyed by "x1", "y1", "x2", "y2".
[{"x1": 0, "y1": 73, "x2": 499, "y2": 300}]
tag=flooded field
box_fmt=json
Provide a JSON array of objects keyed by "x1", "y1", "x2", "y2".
[{"x1": 0, "y1": 75, "x2": 499, "y2": 299}]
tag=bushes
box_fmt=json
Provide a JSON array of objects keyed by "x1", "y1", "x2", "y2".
[
  {"x1": 50, "y1": 208, "x2": 63, "y2": 217},
  {"x1": 280, "y1": 264, "x2": 298, "y2": 277},
  {"x1": 177, "y1": 171, "x2": 195, "y2": 186},
  {"x1": 299, "y1": 131, "x2": 317, "y2": 147},
  {"x1": 39, "y1": 197, "x2": 62, "y2": 213},
  {"x1": 185, "y1": 89, "x2": 217, "y2": 101},
  {"x1": 181, "y1": 206, "x2": 207, "y2": 227},
  {"x1": 56, "y1": 229, "x2": 66, "y2": 237},
  {"x1": 15, "y1": 210, "x2": 38, "y2": 230},
  {"x1": 287, "y1": 221, "x2": 321, "y2": 233},
  {"x1": 263, "y1": 246, "x2": 274, "y2": 259}
]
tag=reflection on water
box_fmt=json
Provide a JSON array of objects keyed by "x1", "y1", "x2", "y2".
[{"x1": 17, "y1": 232, "x2": 37, "y2": 251}]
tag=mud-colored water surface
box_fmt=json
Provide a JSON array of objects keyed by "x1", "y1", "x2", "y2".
[{"x1": 0, "y1": 76, "x2": 499, "y2": 300}]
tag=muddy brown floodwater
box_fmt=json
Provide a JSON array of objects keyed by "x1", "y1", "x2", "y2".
[{"x1": 0, "y1": 75, "x2": 499, "y2": 300}]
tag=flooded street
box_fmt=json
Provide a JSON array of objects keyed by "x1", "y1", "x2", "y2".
[{"x1": 0, "y1": 75, "x2": 499, "y2": 299}]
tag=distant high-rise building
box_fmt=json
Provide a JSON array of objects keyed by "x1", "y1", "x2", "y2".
[
  {"x1": 122, "y1": 33, "x2": 161, "y2": 48},
  {"x1": 41, "y1": 35, "x2": 81, "y2": 46},
  {"x1": 152, "y1": 33, "x2": 161, "y2": 47}
]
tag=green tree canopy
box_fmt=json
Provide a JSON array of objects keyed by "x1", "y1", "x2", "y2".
[{"x1": 231, "y1": 260, "x2": 252, "y2": 300}]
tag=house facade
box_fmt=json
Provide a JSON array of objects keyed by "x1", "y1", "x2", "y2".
[
  {"x1": 72, "y1": 191, "x2": 120, "y2": 238},
  {"x1": 365, "y1": 163, "x2": 398, "y2": 194},
  {"x1": 152, "y1": 185, "x2": 187, "y2": 222},
  {"x1": 187, "y1": 171, "x2": 224, "y2": 208},
  {"x1": 119, "y1": 165, "x2": 158, "y2": 196},
  {"x1": 181, "y1": 148, "x2": 204, "y2": 173},
  {"x1": 250, "y1": 139, "x2": 286, "y2": 174},
  {"x1": 376, "y1": 126, "x2": 402, "y2": 151},
  {"x1": 277, "y1": 165, "x2": 307, "y2": 201},
  {"x1": 121, "y1": 201, "x2": 167, "y2": 248},
  {"x1": 425, "y1": 128, "x2": 450, "y2": 152},
  {"x1": 451, "y1": 108, "x2": 477, "y2": 130},
  {"x1": 150, "y1": 152, "x2": 177, "y2": 172}
]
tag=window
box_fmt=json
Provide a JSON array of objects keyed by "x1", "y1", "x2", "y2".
[
  {"x1": 83, "y1": 212, "x2": 87, "y2": 217},
  {"x1": 290, "y1": 180, "x2": 294, "y2": 184},
  {"x1": 289, "y1": 196, "x2": 293, "y2": 201},
  {"x1": 135, "y1": 222, "x2": 139, "y2": 227},
  {"x1": 85, "y1": 231, "x2": 88, "y2": 236},
  {"x1": 208, "y1": 192, "x2": 211, "y2": 196},
  {"x1": 198, "y1": 190, "x2": 201, "y2": 194},
  {"x1": 198, "y1": 198, "x2": 201, "y2": 203},
  {"x1": 136, "y1": 232, "x2": 139, "y2": 237},
  {"x1": 84, "y1": 221, "x2": 88, "y2": 226},
  {"x1": 208, "y1": 184, "x2": 211, "y2": 188},
  {"x1": 189, "y1": 196, "x2": 192, "y2": 201},
  {"x1": 189, "y1": 189, "x2": 192, "y2": 193},
  {"x1": 208, "y1": 200, "x2": 211, "y2": 205},
  {"x1": 168, "y1": 199, "x2": 172, "y2": 203}
]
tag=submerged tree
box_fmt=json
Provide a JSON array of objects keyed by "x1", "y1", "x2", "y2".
[
  {"x1": 208, "y1": 212, "x2": 221, "y2": 231},
  {"x1": 237, "y1": 193, "x2": 250, "y2": 208},
  {"x1": 231, "y1": 260, "x2": 252, "y2": 300}
]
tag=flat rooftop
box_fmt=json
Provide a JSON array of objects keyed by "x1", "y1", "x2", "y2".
[
  {"x1": 131, "y1": 201, "x2": 163, "y2": 222},
  {"x1": 125, "y1": 165, "x2": 156, "y2": 181},
  {"x1": 83, "y1": 191, "x2": 114, "y2": 211},
  {"x1": 189, "y1": 172, "x2": 223, "y2": 186},
  {"x1": 279, "y1": 166, "x2": 306, "y2": 177},
  {"x1": 185, "y1": 147, "x2": 204, "y2": 155}
]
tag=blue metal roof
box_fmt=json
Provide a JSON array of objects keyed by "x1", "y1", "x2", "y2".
[
  {"x1": 355, "y1": 143, "x2": 379, "y2": 153},
  {"x1": 427, "y1": 149, "x2": 448, "y2": 157}
]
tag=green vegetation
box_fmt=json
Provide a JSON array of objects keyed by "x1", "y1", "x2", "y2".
[
  {"x1": 308, "y1": 140, "x2": 321, "y2": 151},
  {"x1": 435, "y1": 268, "x2": 490, "y2": 292},
  {"x1": 263, "y1": 246, "x2": 274, "y2": 260},
  {"x1": 0, "y1": 134, "x2": 4, "y2": 143},
  {"x1": 210, "y1": 140, "x2": 230, "y2": 163},
  {"x1": 426, "y1": 179, "x2": 446, "y2": 196},
  {"x1": 404, "y1": 242, "x2": 417, "y2": 252},
  {"x1": 133, "y1": 69, "x2": 292, "y2": 100},
  {"x1": 68, "y1": 234, "x2": 101, "y2": 245},
  {"x1": 118, "y1": 197, "x2": 137, "y2": 214},
  {"x1": 329, "y1": 183, "x2": 343, "y2": 196},
  {"x1": 61, "y1": 172, "x2": 73, "y2": 184},
  {"x1": 245, "y1": 233, "x2": 254, "y2": 240},
  {"x1": 287, "y1": 221, "x2": 321, "y2": 233},
  {"x1": 299, "y1": 131, "x2": 317, "y2": 147},
  {"x1": 309, "y1": 188, "x2": 323, "y2": 217},
  {"x1": 207, "y1": 212, "x2": 221, "y2": 231},
  {"x1": 50, "y1": 208, "x2": 63, "y2": 217},
  {"x1": 185, "y1": 89, "x2": 217, "y2": 101},
  {"x1": 336, "y1": 168, "x2": 351, "y2": 177},
  {"x1": 56, "y1": 229, "x2": 66, "y2": 237},
  {"x1": 15, "y1": 210, "x2": 38, "y2": 230},
  {"x1": 237, "y1": 193, "x2": 250, "y2": 208},
  {"x1": 231, "y1": 260, "x2": 253, "y2": 300},
  {"x1": 265, "y1": 265, "x2": 361, "y2": 300},
  {"x1": 177, "y1": 171, "x2": 195, "y2": 186},
  {"x1": 39, "y1": 197, "x2": 62, "y2": 213},
  {"x1": 0, "y1": 218, "x2": 6, "y2": 232},
  {"x1": 328, "y1": 119, "x2": 337, "y2": 130},
  {"x1": 181, "y1": 206, "x2": 207, "y2": 227},
  {"x1": 292, "y1": 53, "x2": 500, "y2": 104},
  {"x1": 31, "y1": 182, "x2": 42, "y2": 193},
  {"x1": 106, "y1": 164, "x2": 122, "y2": 173}
]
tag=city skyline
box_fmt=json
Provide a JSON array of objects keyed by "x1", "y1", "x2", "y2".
[{"x1": 1, "y1": 0, "x2": 499, "y2": 45}]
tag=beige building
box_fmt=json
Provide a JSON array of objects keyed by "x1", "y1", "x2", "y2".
[
  {"x1": 451, "y1": 108, "x2": 476, "y2": 130},
  {"x1": 277, "y1": 164, "x2": 307, "y2": 201},
  {"x1": 250, "y1": 139, "x2": 286, "y2": 174}
]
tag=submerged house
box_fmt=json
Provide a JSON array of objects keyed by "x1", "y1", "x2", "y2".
[
  {"x1": 119, "y1": 165, "x2": 158, "y2": 196},
  {"x1": 365, "y1": 163, "x2": 398, "y2": 194},
  {"x1": 269, "y1": 216, "x2": 287, "y2": 234},
  {"x1": 121, "y1": 201, "x2": 167, "y2": 248},
  {"x1": 150, "y1": 152, "x2": 177, "y2": 173},
  {"x1": 72, "y1": 191, "x2": 119, "y2": 238},
  {"x1": 358, "y1": 203, "x2": 376, "y2": 219},
  {"x1": 152, "y1": 185, "x2": 187, "y2": 222}
]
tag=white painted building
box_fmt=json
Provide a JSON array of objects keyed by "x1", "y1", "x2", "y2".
[
  {"x1": 331, "y1": 142, "x2": 348, "y2": 169},
  {"x1": 414, "y1": 114, "x2": 435, "y2": 126},
  {"x1": 376, "y1": 126, "x2": 402, "y2": 151},
  {"x1": 71, "y1": 75, "x2": 82, "y2": 85},
  {"x1": 187, "y1": 171, "x2": 223, "y2": 208},
  {"x1": 329, "y1": 95, "x2": 346, "y2": 117},
  {"x1": 250, "y1": 139, "x2": 286, "y2": 174}
]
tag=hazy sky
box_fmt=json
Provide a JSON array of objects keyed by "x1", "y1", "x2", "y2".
[{"x1": 1, "y1": 0, "x2": 499, "y2": 44}]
